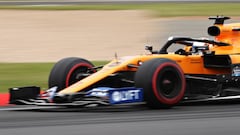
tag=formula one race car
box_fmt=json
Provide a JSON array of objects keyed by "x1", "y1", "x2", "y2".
[{"x1": 9, "y1": 16, "x2": 240, "y2": 108}]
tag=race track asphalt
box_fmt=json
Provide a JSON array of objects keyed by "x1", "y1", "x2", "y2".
[{"x1": 1, "y1": 102, "x2": 240, "y2": 135}]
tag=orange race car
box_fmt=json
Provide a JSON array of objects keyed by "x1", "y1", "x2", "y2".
[{"x1": 10, "y1": 16, "x2": 240, "y2": 108}]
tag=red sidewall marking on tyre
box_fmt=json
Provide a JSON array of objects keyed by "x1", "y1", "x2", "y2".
[
  {"x1": 65, "y1": 63, "x2": 93, "y2": 87},
  {"x1": 152, "y1": 62, "x2": 186, "y2": 105}
]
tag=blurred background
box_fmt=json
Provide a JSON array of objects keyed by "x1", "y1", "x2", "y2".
[{"x1": 0, "y1": 0, "x2": 239, "y2": 62}]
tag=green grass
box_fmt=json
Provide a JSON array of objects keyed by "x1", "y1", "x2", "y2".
[
  {"x1": 0, "y1": 3, "x2": 240, "y2": 17},
  {"x1": 0, "y1": 61, "x2": 108, "y2": 93}
]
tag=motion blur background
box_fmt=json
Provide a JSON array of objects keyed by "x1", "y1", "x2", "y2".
[{"x1": 0, "y1": 0, "x2": 239, "y2": 62}]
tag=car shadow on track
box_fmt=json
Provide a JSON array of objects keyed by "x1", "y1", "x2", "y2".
[{"x1": 11, "y1": 104, "x2": 151, "y2": 113}]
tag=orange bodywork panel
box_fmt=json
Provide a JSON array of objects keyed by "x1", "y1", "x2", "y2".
[
  {"x1": 59, "y1": 54, "x2": 230, "y2": 95},
  {"x1": 215, "y1": 23, "x2": 240, "y2": 46},
  {"x1": 59, "y1": 17, "x2": 240, "y2": 95},
  {"x1": 210, "y1": 23, "x2": 240, "y2": 54}
]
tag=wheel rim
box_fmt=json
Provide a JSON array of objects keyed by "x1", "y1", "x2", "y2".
[
  {"x1": 152, "y1": 62, "x2": 185, "y2": 105},
  {"x1": 158, "y1": 70, "x2": 180, "y2": 98},
  {"x1": 65, "y1": 63, "x2": 93, "y2": 87}
]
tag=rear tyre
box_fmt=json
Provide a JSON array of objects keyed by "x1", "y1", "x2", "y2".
[
  {"x1": 48, "y1": 57, "x2": 95, "y2": 92},
  {"x1": 135, "y1": 58, "x2": 186, "y2": 108}
]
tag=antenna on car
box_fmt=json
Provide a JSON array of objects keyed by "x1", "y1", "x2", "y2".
[
  {"x1": 114, "y1": 52, "x2": 119, "y2": 63},
  {"x1": 209, "y1": 16, "x2": 231, "y2": 25}
]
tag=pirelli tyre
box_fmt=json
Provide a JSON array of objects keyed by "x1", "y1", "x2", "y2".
[
  {"x1": 48, "y1": 57, "x2": 95, "y2": 92},
  {"x1": 135, "y1": 58, "x2": 186, "y2": 108}
]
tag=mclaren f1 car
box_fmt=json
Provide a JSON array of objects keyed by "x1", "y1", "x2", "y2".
[{"x1": 9, "y1": 16, "x2": 240, "y2": 108}]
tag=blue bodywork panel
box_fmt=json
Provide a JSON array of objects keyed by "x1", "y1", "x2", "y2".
[{"x1": 87, "y1": 87, "x2": 143, "y2": 105}]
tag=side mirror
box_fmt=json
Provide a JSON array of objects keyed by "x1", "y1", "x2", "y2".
[
  {"x1": 145, "y1": 46, "x2": 158, "y2": 54},
  {"x1": 145, "y1": 46, "x2": 153, "y2": 53}
]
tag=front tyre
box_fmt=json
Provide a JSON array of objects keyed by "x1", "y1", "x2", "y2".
[
  {"x1": 48, "y1": 57, "x2": 95, "y2": 92},
  {"x1": 135, "y1": 58, "x2": 186, "y2": 108}
]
